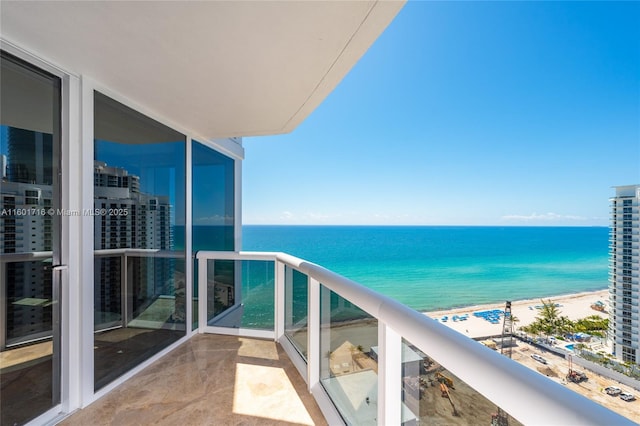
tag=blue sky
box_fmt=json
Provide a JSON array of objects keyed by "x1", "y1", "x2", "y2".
[{"x1": 243, "y1": 1, "x2": 639, "y2": 226}]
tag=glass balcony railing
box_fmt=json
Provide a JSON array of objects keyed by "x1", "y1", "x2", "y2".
[
  {"x1": 195, "y1": 251, "x2": 634, "y2": 426},
  {"x1": 93, "y1": 248, "x2": 186, "y2": 390}
]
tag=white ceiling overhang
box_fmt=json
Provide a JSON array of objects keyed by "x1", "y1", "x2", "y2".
[{"x1": 0, "y1": 1, "x2": 405, "y2": 139}]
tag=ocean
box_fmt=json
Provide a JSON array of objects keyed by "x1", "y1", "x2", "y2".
[{"x1": 240, "y1": 225, "x2": 609, "y2": 312}]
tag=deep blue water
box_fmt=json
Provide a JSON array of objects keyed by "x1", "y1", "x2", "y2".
[{"x1": 240, "y1": 226, "x2": 609, "y2": 312}]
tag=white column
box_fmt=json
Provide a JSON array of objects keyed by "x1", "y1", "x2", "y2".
[
  {"x1": 378, "y1": 323, "x2": 402, "y2": 425},
  {"x1": 79, "y1": 76, "x2": 95, "y2": 406},
  {"x1": 61, "y1": 76, "x2": 82, "y2": 412}
]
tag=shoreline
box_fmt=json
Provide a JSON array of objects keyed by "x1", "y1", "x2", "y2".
[{"x1": 424, "y1": 288, "x2": 609, "y2": 339}]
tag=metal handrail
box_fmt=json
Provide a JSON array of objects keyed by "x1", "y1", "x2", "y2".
[
  {"x1": 93, "y1": 248, "x2": 183, "y2": 258},
  {"x1": 0, "y1": 251, "x2": 53, "y2": 262}
]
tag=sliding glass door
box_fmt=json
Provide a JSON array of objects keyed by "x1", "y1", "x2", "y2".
[
  {"x1": 0, "y1": 51, "x2": 62, "y2": 425},
  {"x1": 93, "y1": 92, "x2": 186, "y2": 390}
]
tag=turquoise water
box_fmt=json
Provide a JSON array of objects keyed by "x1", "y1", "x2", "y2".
[{"x1": 241, "y1": 226, "x2": 609, "y2": 312}]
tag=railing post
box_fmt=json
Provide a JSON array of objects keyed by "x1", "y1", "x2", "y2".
[
  {"x1": 378, "y1": 322, "x2": 401, "y2": 425},
  {"x1": 275, "y1": 260, "x2": 285, "y2": 340},
  {"x1": 308, "y1": 277, "x2": 320, "y2": 391}
]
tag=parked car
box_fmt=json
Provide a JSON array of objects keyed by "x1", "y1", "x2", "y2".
[
  {"x1": 531, "y1": 354, "x2": 547, "y2": 364},
  {"x1": 620, "y1": 392, "x2": 635, "y2": 402},
  {"x1": 605, "y1": 386, "x2": 621, "y2": 396}
]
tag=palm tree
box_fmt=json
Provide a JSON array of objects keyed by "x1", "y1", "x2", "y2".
[
  {"x1": 539, "y1": 299, "x2": 560, "y2": 324},
  {"x1": 556, "y1": 315, "x2": 575, "y2": 337},
  {"x1": 524, "y1": 299, "x2": 571, "y2": 339}
]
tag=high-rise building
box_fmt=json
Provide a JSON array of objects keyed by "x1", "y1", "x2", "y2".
[
  {"x1": 1, "y1": 153, "x2": 175, "y2": 341},
  {"x1": 1, "y1": 154, "x2": 7, "y2": 179},
  {"x1": 93, "y1": 161, "x2": 171, "y2": 251},
  {"x1": 0, "y1": 128, "x2": 55, "y2": 345},
  {"x1": 6, "y1": 127, "x2": 53, "y2": 185},
  {"x1": 92, "y1": 161, "x2": 174, "y2": 326},
  {"x1": 609, "y1": 184, "x2": 640, "y2": 364}
]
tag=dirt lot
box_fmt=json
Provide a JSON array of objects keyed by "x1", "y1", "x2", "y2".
[
  {"x1": 409, "y1": 362, "x2": 523, "y2": 426},
  {"x1": 510, "y1": 343, "x2": 639, "y2": 423},
  {"x1": 402, "y1": 342, "x2": 637, "y2": 425}
]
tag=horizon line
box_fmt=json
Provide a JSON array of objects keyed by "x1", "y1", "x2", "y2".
[{"x1": 239, "y1": 223, "x2": 609, "y2": 228}]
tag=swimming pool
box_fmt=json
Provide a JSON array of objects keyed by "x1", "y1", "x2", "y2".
[{"x1": 565, "y1": 344, "x2": 575, "y2": 351}]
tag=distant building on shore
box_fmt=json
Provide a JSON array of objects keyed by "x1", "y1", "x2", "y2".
[{"x1": 609, "y1": 185, "x2": 640, "y2": 364}]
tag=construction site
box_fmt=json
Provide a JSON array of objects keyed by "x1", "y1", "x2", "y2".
[
  {"x1": 401, "y1": 301, "x2": 522, "y2": 426},
  {"x1": 508, "y1": 341, "x2": 638, "y2": 422},
  {"x1": 401, "y1": 301, "x2": 638, "y2": 425},
  {"x1": 401, "y1": 357, "x2": 524, "y2": 426}
]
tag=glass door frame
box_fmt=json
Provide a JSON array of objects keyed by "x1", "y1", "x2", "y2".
[
  {"x1": 2, "y1": 34, "x2": 245, "y2": 423},
  {"x1": 0, "y1": 39, "x2": 80, "y2": 425}
]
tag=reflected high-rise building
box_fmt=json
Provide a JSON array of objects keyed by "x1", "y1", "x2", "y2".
[
  {"x1": 1, "y1": 154, "x2": 7, "y2": 179},
  {"x1": 93, "y1": 161, "x2": 174, "y2": 325},
  {"x1": 1, "y1": 137, "x2": 175, "y2": 342},
  {"x1": 93, "y1": 161, "x2": 171, "y2": 251},
  {"x1": 0, "y1": 127, "x2": 54, "y2": 344},
  {"x1": 6, "y1": 127, "x2": 53, "y2": 184}
]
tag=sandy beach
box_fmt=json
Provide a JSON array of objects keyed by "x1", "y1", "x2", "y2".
[{"x1": 425, "y1": 289, "x2": 609, "y2": 338}]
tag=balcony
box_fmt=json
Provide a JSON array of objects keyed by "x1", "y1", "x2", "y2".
[
  {"x1": 5, "y1": 249, "x2": 633, "y2": 425},
  {"x1": 61, "y1": 334, "x2": 326, "y2": 425},
  {"x1": 60, "y1": 251, "x2": 633, "y2": 425}
]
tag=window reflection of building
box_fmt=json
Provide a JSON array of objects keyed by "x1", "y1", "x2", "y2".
[
  {"x1": 6, "y1": 127, "x2": 53, "y2": 185},
  {"x1": 1, "y1": 127, "x2": 54, "y2": 344},
  {"x1": 94, "y1": 161, "x2": 172, "y2": 251},
  {"x1": 93, "y1": 160, "x2": 175, "y2": 324}
]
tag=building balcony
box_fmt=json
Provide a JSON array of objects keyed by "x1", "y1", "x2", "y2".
[
  {"x1": 3, "y1": 247, "x2": 635, "y2": 425},
  {"x1": 609, "y1": 271, "x2": 640, "y2": 280},
  {"x1": 61, "y1": 334, "x2": 326, "y2": 425},
  {"x1": 613, "y1": 336, "x2": 640, "y2": 348},
  {"x1": 613, "y1": 325, "x2": 639, "y2": 337},
  {"x1": 613, "y1": 276, "x2": 640, "y2": 285},
  {"x1": 56, "y1": 251, "x2": 635, "y2": 425},
  {"x1": 614, "y1": 309, "x2": 640, "y2": 322},
  {"x1": 609, "y1": 245, "x2": 640, "y2": 253}
]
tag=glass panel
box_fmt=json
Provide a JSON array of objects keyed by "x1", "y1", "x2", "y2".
[
  {"x1": 93, "y1": 92, "x2": 186, "y2": 390},
  {"x1": 240, "y1": 260, "x2": 274, "y2": 329},
  {"x1": 191, "y1": 140, "x2": 234, "y2": 330},
  {"x1": 207, "y1": 259, "x2": 235, "y2": 321},
  {"x1": 285, "y1": 267, "x2": 308, "y2": 359},
  {"x1": 94, "y1": 256, "x2": 122, "y2": 330},
  {"x1": 320, "y1": 286, "x2": 378, "y2": 425},
  {"x1": 401, "y1": 338, "x2": 521, "y2": 426},
  {"x1": 205, "y1": 259, "x2": 274, "y2": 330},
  {"x1": 1, "y1": 51, "x2": 61, "y2": 425}
]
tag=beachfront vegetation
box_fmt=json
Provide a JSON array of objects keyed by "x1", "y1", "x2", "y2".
[
  {"x1": 579, "y1": 349, "x2": 640, "y2": 381},
  {"x1": 520, "y1": 299, "x2": 609, "y2": 338}
]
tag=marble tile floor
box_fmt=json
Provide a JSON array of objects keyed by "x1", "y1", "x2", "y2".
[{"x1": 61, "y1": 334, "x2": 328, "y2": 426}]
